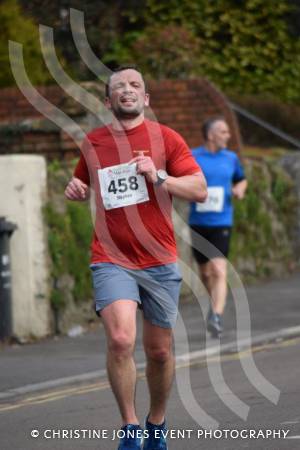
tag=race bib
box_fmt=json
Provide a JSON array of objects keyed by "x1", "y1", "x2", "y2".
[
  {"x1": 98, "y1": 163, "x2": 149, "y2": 210},
  {"x1": 196, "y1": 186, "x2": 224, "y2": 213}
]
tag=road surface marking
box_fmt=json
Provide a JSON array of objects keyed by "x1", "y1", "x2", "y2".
[
  {"x1": 2, "y1": 325, "x2": 300, "y2": 403},
  {"x1": 0, "y1": 336, "x2": 299, "y2": 414}
]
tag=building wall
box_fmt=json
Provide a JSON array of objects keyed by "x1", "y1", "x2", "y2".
[
  {"x1": 0, "y1": 79, "x2": 242, "y2": 160},
  {"x1": 147, "y1": 79, "x2": 242, "y2": 150},
  {"x1": 0, "y1": 155, "x2": 51, "y2": 338}
]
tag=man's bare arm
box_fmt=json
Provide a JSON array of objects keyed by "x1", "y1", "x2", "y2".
[
  {"x1": 163, "y1": 172, "x2": 207, "y2": 202},
  {"x1": 130, "y1": 155, "x2": 207, "y2": 203},
  {"x1": 232, "y1": 179, "x2": 247, "y2": 200}
]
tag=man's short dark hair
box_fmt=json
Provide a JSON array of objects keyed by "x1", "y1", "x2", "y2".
[
  {"x1": 202, "y1": 116, "x2": 227, "y2": 140},
  {"x1": 105, "y1": 65, "x2": 146, "y2": 98}
]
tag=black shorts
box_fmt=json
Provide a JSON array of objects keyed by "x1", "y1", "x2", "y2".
[{"x1": 190, "y1": 226, "x2": 232, "y2": 265}]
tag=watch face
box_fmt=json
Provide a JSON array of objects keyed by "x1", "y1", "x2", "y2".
[
  {"x1": 155, "y1": 169, "x2": 168, "y2": 186},
  {"x1": 157, "y1": 170, "x2": 168, "y2": 181}
]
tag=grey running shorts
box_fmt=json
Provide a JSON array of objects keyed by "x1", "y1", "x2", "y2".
[{"x1": 90, "y1": 262, "x2": 182, "y2": 329}]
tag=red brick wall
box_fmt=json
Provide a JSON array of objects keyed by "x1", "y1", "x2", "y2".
[
  {"x1": 148, "y1": 79, "x2": 241, "y2": 150},
  {"x1": 0, "y1": 79, "x2": 242, "y2": 160},
  {"x1": 0, "y1": 86, "x2": 66, "y2": 122}
]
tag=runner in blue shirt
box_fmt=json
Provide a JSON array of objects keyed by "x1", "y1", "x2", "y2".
[{"x1": 189, "y1": 117, "x2": 247, "y2": 337}]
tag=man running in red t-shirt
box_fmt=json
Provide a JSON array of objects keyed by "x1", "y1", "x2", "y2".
[{"x1": 65, "y1": 65, "x2": 207, "y2": 450}]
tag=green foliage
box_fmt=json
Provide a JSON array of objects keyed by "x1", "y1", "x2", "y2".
[
  {"x1": 105, "y1": 25, "x2": 202, "y2": 79},
  {"x1": 20, "y1": 0, "x2": 129, "y2": 81},
  {"x1": 229, "y1": 158, "x2": 297, "y2": 277},
  {"x1": 270, "y1": 164, "x2": 297, "y2": 229},
  {"x1": 195, "y1": 0, "x2": 300, "y2": 103},
  {"x1": 109, "y1": 0, "x2": 300, "y2": 103},
  {"x1": 45, "y1": 160, "x2": 93, "y2": 310},
  {"x1": 14, "y1": 0, "x2": 300, "y2": 102},
  {"x1": 0, "y1": 0, "x2": 53, "y2": 87}
]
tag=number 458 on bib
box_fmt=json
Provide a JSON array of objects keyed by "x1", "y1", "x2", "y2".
[{"x1": 98, "y1": 163, "x2": 149, "y2": 210}]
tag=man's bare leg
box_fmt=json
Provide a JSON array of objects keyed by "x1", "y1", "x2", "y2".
[
  {"x1": 200, "y1": 257, "x2": 227, "y2": 314},
  {"x1": 101, "y1": 299, "x2": 139, "y2": 425},
  {"x1": 143, "y1": 320, "x2": 174, "y2": 424}
]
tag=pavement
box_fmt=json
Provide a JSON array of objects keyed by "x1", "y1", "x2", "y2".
[{"x1": 0, "y1": 271, "x2": 299, "y2": 401}]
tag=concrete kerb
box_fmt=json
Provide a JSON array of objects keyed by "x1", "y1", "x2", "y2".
[{"x1": 1, "y1": 324, "x2": 300, "y2": 402}]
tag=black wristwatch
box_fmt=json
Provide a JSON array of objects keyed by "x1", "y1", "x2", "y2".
[{"x1": 154, "y1": 169, "x2": 168, "y2": 186}]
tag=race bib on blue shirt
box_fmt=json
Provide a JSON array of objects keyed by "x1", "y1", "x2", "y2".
[{"x1": 196, "y1": 186, "x2": 224, "y2": 213}]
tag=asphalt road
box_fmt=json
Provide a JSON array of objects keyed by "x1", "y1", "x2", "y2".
[
  {"x1": 0, "y1": 273, "x2": 299, "y2": 450},
  {"x1": 0, "y1": 272, "x2": 299, "y2": 394},
  {"x1": 0, "y1": 336, "x2": 299, "y2": 450}
]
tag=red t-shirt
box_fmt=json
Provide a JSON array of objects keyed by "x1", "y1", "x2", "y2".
[{"x1": 74, "y1": 119, "x2": 201, "y2": 269}]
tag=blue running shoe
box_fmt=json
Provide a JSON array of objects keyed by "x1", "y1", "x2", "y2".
[
  {"x1": 143, "y1": 416, "x2": 168, "y2": 450},
  {"x1": 207, "y1": 309, "x2": 223, "y2": 338},
  {"x1": 117, "y1": 424, "x2": 143, "y2": 450}
]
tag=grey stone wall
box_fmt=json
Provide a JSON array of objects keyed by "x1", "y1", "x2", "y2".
[{"x1": 280, "y1": 153, "x2": 300, "y2": 260}]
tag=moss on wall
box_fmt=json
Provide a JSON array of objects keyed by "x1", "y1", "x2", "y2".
[
  {"x1": 229, "y1": 157, "x2": 297, "y2": 278},
  {"x1": 44, "y1": 160, "x2": 93, "y2": 316}
]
